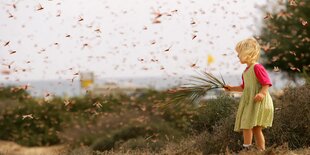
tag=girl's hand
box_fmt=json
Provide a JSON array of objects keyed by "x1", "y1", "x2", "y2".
[
  {"x1": 254, "y1": 93, "x2": 265, "y2": 102},
  {"x1": 223, "y1": 85, "x2": 232, "y2": 91}
]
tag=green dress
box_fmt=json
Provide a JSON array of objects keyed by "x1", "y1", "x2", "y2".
[{"x1": 234, "y1": 63, "x2": 274, "y2": 132}]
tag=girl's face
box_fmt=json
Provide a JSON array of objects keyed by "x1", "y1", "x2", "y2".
[{"x1": 236, "y1": 51, "x2": 246, "y2": 64}]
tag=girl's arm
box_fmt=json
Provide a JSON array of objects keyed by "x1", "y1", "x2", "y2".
[
  {"x1": 259, "y1": 85, "x2": 269, "y2": 95},
  {"x1": 254, "y1": 85, "x2": 270, "y2": 102},
  {"x1": 224, "y1": 85, "x2": 243, "y2": 92}
]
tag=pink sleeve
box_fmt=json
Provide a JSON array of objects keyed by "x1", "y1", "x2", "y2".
[
  {"x1": 254, "y1": 64, "x2": 272, "y2": 87},
  {"x1": 240, "y1": 75, "x2": 244, "y2": 89}
]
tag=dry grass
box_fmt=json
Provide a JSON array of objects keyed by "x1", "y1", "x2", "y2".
[
  {"x1": 0, "y1": 140, "x2": 68, "y2": 155},
  {"x1": 1, "y1": 140, "x2": 309, "y2": 155}
]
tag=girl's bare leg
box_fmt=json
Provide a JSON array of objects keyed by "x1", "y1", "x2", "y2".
[
  {"x1": 253, "y1": 126, "x2": 265, "y2": 150},
  {"x1": 243, "y1": 129, "x2": 253, "y2": 145}
]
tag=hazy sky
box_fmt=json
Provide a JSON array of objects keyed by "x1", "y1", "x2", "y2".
[{"x1": 0, "y1": 0, "x2": 269, "y2": 82}]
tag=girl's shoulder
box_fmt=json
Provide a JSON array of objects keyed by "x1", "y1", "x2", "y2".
[
  {"x1": 254, "y1": 63, "x2": 267, "y2": 70},
  {"x1": 245, "y1": 63, "x2": 260, "y2": 72}
]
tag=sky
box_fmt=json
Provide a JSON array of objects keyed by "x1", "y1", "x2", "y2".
[{"x1": 0, "y1": 0, "x2": 270, "y2": 83}]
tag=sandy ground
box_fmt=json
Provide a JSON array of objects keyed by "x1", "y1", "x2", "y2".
[
  {"x1": 0, "y1": 141, "x2": 68, "y2": 155},
  {"x1": 0, "y1": 140, "x2": 309, "y2": 155}
]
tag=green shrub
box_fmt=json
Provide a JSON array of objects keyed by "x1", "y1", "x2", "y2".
[
  {"x1": 0, "y1": 87, "x2": 121, "y2": 147},
  {"x1": 196, "y1": 114, "x2": 242, "y2": 154},
  {"x1": 191, "y1": 94, "x2": 238, "y2": 132},
  {"x1": 160, "y1": 103, "x2": 197, "y2": 131},
  {"x1": 69, "y1": 94, "x2": 122, "y2": 113},
  {"x1": 265, "y1": 84, "x2": 310, "y2": 149},
  {"x1": 0, "y1": 86, "x2": 30, "y2": 101},
  {"x1": 0, "y1": 100, "x2": 68, "y2": 146},
  {"x1": 60, "y1": 107, "x2": 184, "y2": 152}
]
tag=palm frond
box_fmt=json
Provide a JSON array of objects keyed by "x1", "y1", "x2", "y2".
[
  {"x1": 220, "y1": 73, "x2": 226, "y2": 85},
  {"x1": 169, "y1": 70, "x2": 227, "y2": 105}
]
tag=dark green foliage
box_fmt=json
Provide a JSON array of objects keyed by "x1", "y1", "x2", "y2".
[
  {"x1": 265, "y1": 84, "x2": 310, "y2": 149},
  {"x1": 196, "y1": 114, "x2": 242, "y2": 154},
  {"x1": 0, "y1": 87, "x2": 121, "y2": 147},
  {"x1": 0, "y1": 86, "x2": 30, "y2": 101},
  {"x1": 259, "y1": 0, "x2": 310, "y2": 78},
  {"x1": 91, "y1": 120, "x2": 182, "y2": 152},
  {"x1": 0, "y1": 100, "x2": 67, "y2": 146},
  {"x1": 191, "y1": 95, "x2": 238, "y2": 133},
  {"x1": 59, "y1": 90, "x2": 187, "y2": 152}
]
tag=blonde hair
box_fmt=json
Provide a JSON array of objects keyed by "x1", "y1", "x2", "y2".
[{"x1": 235, "y1": 38, "x2": 261, "y2": 64}]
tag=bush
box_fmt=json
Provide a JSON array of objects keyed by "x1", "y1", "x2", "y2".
[
  {"x1": 196, "y1": 114, "x2": 242, "y2": 154},
  {"x1": 191, "y1": 94, "x2": 238, "y2": 132},
  {"x1": 60, "y1": 107, "x2": 184, "y2": 152},
  {"x1": 92, "y1": 125, "x2": 170, "y2": 152},
  {"x1": 69, "y1": 94, "x2": 122, "y2": 113},
  {"x1": 157, "y1": 94, "x2": 240, "y2": 154},
  {"x1": 0, "y1": 100, "x2": 68, "y2": 146},
  {"x1": 265, "y1": 84, "x2": 310, "y2": 149},
  {"x1": 0, "y1": 86, "x2": 30, "y2": 101},
  {"x1": 0, "y1": 87, "x2": 121, "y2": 147}
]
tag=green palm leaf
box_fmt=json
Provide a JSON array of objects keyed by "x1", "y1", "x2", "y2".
[{"x1": 169, "y1": 70, "x2": 227, "y2": 105}]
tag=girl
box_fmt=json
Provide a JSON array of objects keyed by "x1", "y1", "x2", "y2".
[{"x1": 224, "y1": 38, "x2": 274, "y2": 151}]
